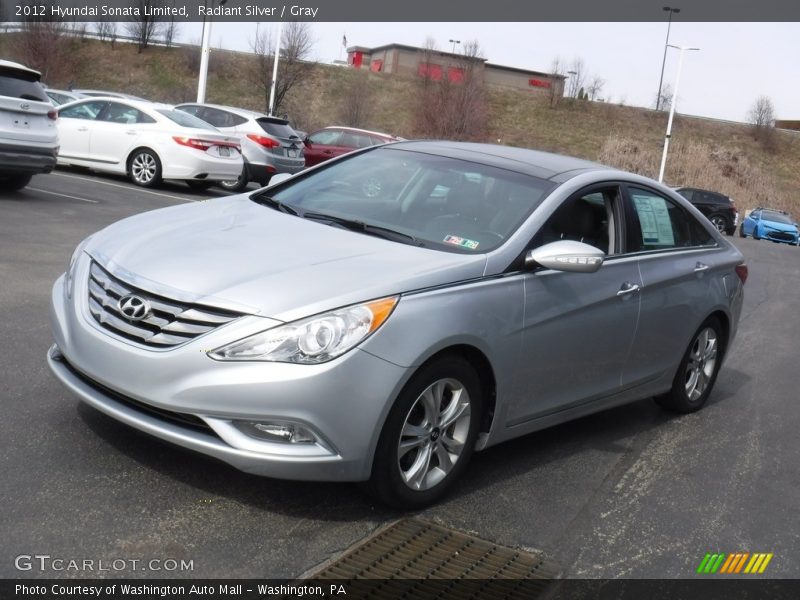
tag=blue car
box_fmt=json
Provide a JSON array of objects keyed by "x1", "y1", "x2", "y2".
[{"x1": 739, "y1": 208, "x2": 799, "y2": 245}]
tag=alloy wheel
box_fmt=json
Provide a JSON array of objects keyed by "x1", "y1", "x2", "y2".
[
  {"x1": 397, "y1": 378, "x2": 471, "y2": 491},
  {"x1": 684, "y1": 327, "x2": 718, "y2": 401},
  {"x1": 710, "y1": 215, "x2": 727, "y2": 233},
  {"x1": 131, "y1": 153, "x2": 157, "y2": 185}
]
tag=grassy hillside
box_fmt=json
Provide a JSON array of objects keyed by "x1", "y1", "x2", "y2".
[{"x1": 4, "y1": 35, "x2": 798, "y2": 213}]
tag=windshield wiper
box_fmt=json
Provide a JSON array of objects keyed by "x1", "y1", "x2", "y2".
[
  {"x1": 254, "y1": 195, "x2": 299, "y2": 216},
  {"x1": 302, "y1": 211, "x2": 424, "y2": 246}
]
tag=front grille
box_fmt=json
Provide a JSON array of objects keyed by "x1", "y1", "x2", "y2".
[
  {"x1": 87, "y1": 261, "x2": 242, "y2": 349},
  {"x1": 767, "y1": 231, "x2": 795, "y2": 242}
]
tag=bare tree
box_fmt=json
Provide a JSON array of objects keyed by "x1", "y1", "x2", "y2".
[
  {"x1": 163, "y1": 18, "x2": 179, "y2": 48},
  {"x1": 415, "y1": 39, "x2": 487, "y2": 140},
  {"x1": 337, "y1": 72, "x2": 372, "y2": 128},
  {"x1": 95, "y1": 21, "x2": 116, "y2": 42},
  {"x1": 748, "y1": 95, "x2": 777, "y2": 149},
  {"x1": 548, "y1": 56, "x2": 566, "y2": 108},
  {"x1": 251, "y1": 22, "x2": 315, "y2": 115},
  {"x1": 586, "y1": 75, "x2": 605, "y2": 101},
  {"x1": 566, "y1": 57, "x2": 586, "y2": 99},
  {"x1": 10, "y1": 17, "x2": 75, "y2": 83},
  {"x1": 125, "y1": 0, "x2": 164, "y2": 53},
  {"x1": 654, "y1": 83, "x2": 673, "y2": 112}
]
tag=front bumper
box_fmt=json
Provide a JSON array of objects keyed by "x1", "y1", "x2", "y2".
[
  {"x1": 48, "y1": 265, "x2": 411, "y2": 481},
  {"x1": 763, "y1": 230, "x2": 798, "y2": 244}
]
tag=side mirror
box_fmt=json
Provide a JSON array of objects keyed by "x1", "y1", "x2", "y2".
[
  {"x1": 525, "y1": 240, "x2": 605, "y2": 273},
  {"x1": 268, "y1": 173, "x2": 293, "y2": 187},
  {"x1": 303, "y1": 137, "x2": 311, "y2": 146}
]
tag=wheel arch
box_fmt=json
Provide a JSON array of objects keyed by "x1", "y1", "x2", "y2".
[{"x1": 126, "y1": 146, "x2": 163, "y2": 173}]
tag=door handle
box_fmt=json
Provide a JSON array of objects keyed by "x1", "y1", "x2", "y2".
[
  {"x1": 126, "y1": 130, "x2": 137, "y2": 135},
  {"x1": 694, "y1": 262, "x2": 710, "y2": 273},
  {"x1": 324, "y1": 150, "x2": 333, "y2": 154},
  {"x1": 617, "y1": 282, "x2": 641, "y2": 297},
  {"x1": 77, "y1": 127, "x2": 88, "y2": 132}
]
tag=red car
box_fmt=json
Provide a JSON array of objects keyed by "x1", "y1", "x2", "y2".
[{"x1": 303, "y1": 126, "x2": 401, "y2": 167}]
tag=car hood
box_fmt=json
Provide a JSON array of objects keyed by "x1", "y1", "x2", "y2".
[
  {"x1": 760, "y1": 219, "x2": 797, "y2": 233},
  {"x1": 86, "y1": 195, "x2": 487, "y2": 322}
]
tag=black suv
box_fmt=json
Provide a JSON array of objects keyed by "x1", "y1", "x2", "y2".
[{"x1": 674, "y1": 187, "x2": 738, "y2": 235}]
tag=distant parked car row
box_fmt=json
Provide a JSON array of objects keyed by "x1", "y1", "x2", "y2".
[{"x1": 739, "y1": 207, "x2": 799, "y2": 245}]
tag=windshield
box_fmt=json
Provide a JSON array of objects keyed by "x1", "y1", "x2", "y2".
[
  {"x1": 156, "y1": 109, "x2": 217, "y2": 130},
  {"x1": 254, "y1": 146, "x2": 555, "y2": 252},
  {"x1": 761, "y1": 210, "x2": 793, "y2": 225}
]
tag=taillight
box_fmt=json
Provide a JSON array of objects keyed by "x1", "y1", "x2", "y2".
[
  {"x1": 47, "y1": 110, "x2": 58, "y2": 120},
  {"x1": 735, "y1": 264, "x2": 748, "y2": 284},
  {"x1": 173, "y1": 137, "x2": 240, "y2": 152},
  {"x1": 247, "y1": 134, "x2": 280, "y2": 149}
]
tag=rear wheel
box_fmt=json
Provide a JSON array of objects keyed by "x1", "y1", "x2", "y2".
[
  {"x1": 367, "y1": 356, "x2": 482, "y2": 509},
  {"x1": 0, "y1": 174, "x2": 32, "y2": 191},
  {"x1": 128, "y1": 149, "x2": 162, "y2": 188},
  {"x1": 656, "y1": 317, "x2": 724, "y2": 413},
  {"x1": 219, "y1": 164, "x2": 249, "y2": 192},
  {"x1": 709, "y1": 214, "x2": 729, "y2": 235}
]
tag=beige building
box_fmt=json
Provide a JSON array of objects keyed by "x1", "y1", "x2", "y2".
[{"x1": 346, "y1": 43, "x2": 564, "y2": 96}]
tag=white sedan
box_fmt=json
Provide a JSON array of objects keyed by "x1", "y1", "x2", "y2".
[{"x1": 56, "y1": 98, "x2": 243, "y2": 189}]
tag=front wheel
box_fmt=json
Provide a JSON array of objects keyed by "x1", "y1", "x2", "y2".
[
  {"x1": 128, "y1": 149, "x2": 162, "y2": 188},
  {"x1": 656, "y1": 317, "x2": 724, "y2": 413},
  {"x1": 367, "y1": 356, "x2": 482, "y2": 509}
]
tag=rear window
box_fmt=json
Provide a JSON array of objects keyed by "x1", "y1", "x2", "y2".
[
  {"x1": 257, "y1": 118, "x2": 299, "y2": 139},
  {"x1": 156, "y1": 109, "x2": 216, "y2": 130},
  {"x1": 0, "y1": 69, "x2": 48, "y2": 102}
]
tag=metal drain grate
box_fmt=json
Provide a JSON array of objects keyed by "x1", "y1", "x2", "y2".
[{"x1": 303, "y1": 518, "x2": 559, "y2": 599}]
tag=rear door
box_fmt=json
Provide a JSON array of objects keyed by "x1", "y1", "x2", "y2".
[
  {"x1": 57, "y1": 100, "x2": 108, "y2": 161},
  {"x1": 620, "y1": 184, "x2": 718, "y2": 387}
]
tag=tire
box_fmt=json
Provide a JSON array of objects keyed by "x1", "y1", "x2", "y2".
[
  {"x1": 128, "y1": 149, "x2": 162, "y2": 188},
  {"x1": 738, "y1": 225, "x2": 746, "y2": 238},
  {"x1": 753, "y1": 228, "x2": 761, "y2": 240},
  {"x1": 367, "y1": 355, "x2": 483, "y2": 509},
  {"x1": 218, "y1": 165, "x2": 249, "y2": 192},
  {"x1": 185, "y1": 180, "x2": 214, "y2": 191},
  {"x1": 656, "y1": 317, "x2": 724, "y2": 414},
  {"x1": 0, "y1": 174, "x2": 32, "y2": 191},
  {"x1": 709, "y1": 214, "x2": 729, "y2": 235}
]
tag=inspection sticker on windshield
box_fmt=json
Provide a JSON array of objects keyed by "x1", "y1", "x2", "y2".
[{"x1": 444, "y1": 235, "x2": 479, "y2": 250}]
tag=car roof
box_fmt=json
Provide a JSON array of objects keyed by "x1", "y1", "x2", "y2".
[
  {"x1": 176, "y1": 102, "x2": 267, "y2": 120},
  {"x1": 0, "y1": 59, "x2": 42, "y2": 80},
  {"x1": 387, "y1": 141, "x2": 607, "y2": 181},
  {"x1": 319, "y1": 125, "x2": 398, "y2": 139}
]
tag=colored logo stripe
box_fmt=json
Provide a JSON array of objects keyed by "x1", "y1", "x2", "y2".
[{"x1": 698, "y1": 552, "x2": 773, "y2": 574}]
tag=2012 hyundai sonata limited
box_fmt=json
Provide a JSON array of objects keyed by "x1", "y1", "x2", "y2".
[{"x1": 48, "y1": 142, "x2": 747, "y2": 508}]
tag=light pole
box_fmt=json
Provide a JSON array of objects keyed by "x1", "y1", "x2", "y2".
[
  {"x1": 267, "y1": 21, "x2": 283, "y2": 116},
  {"x1": 656, "y1": 6, "x2": 680, "y2": 111},
  {"x1": 658, "y1": 44, "x2": 699, "y2": 183},
  {"x1": 196, "y1": 0, "x2": 228, "y2": 103},
  {"x1": 449, "y1": 39, "x2": 461, "y2": 54}
]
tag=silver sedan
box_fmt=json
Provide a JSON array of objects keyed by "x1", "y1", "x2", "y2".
[{"x1": 48, "y1": 141, "x2": 746, "y2": 508}]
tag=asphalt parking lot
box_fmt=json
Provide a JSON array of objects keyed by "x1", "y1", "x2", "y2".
[{"x1": 2, "y1": 170, "x2": 799, "y2": 579}]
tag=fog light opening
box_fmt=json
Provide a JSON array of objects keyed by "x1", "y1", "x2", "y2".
[{"x1": 236, "y1": 421, "x2": 317, "y2": 444}]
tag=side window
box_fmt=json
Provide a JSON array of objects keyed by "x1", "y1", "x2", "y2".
[
  {"x1": 177, "y1": 105, "x2": 201, "y2": 117},
  {"x1": 627, "y1": 187, "x2": 712, "y2": 251},
  {"x1": 308, "y1": 130, "x2": 341, "y2": 145},
  {"x1": 676, "y1": 189, "x2": 694, "y2": 201},
  {"x1": 100, "y1": 102, "x2": 154, "y2": 124},
  {"x1": 353, "y1": 134, "x2": 374, "y2": 148},
  {"x1": 339, "y1": 133, "x2": 361, "y2": 148},
  {"x1": 228, "y1": 113, "x2": 248, "y2": 126},
  {"x1": 197, "y1": 107, "x2": 232, "y2": 128},
  {"x1": 531, "y1": 187, "x2": 619, "y2": 255},
  {"x1": 59, "y1": 101, "x2": 107, "y2": 120}
]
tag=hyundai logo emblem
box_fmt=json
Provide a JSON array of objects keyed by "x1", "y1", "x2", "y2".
[
  {"x1": 20, "y1": 103, "x2": 30, "y2": 111},
  {"x1": 118, "y1": 294, "x2": 151, "y2": 321}
]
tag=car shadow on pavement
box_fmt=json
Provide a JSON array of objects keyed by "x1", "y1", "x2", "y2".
[{"x1": 75, "y1": 366, "x2": 749, "y2": 521}]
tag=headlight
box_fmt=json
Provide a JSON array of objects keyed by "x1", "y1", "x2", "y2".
[
  {"x1": 209, "y1": 296, "x2": 399, "y2": 364},
  {"x1": 65, "y1": 236, "x2": 93, "y2": 299}
]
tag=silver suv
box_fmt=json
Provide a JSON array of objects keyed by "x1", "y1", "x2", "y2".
[
  {"x1": 175, "y1": 103, "x2": 305, "y2": 191},
  {"x1": 0, "y1": 60, "x2": 59, "y2": 191}
]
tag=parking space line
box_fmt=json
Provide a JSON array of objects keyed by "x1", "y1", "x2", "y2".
[
  {"x1": 49, "y1": 171, "x2": 202, "y2": 202},
  {"x1": 28, "y1": 188, "x2": 99, "y2": 204}
]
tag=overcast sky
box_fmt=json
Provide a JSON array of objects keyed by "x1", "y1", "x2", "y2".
[{"x1": 183, "y1": 21, "x2": 798, "y2": 123}]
